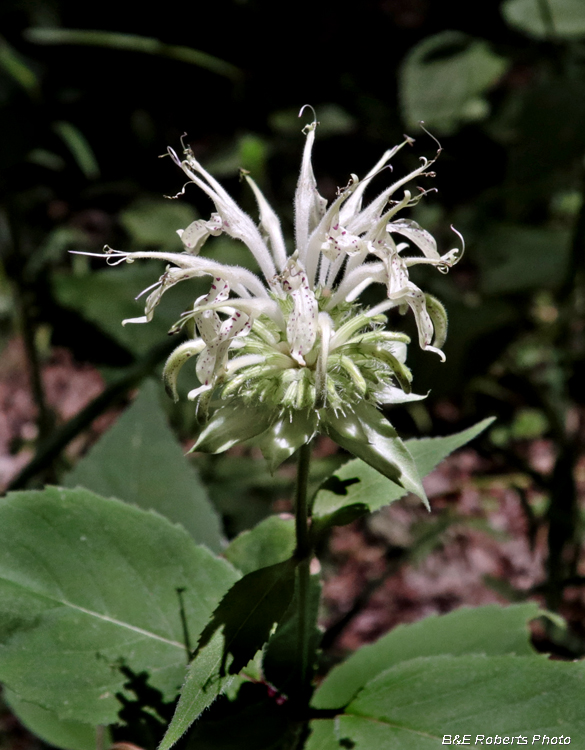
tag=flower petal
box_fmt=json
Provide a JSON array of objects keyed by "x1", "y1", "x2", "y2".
[
  {"x1": 244, "y1": 175, "x2": 288, "y2": 271},
  {"x1": 163, "y1": 339, "x2": 205, "y2": 402},
  {"x1": 280, "y1": 258, "x2": 318, "y2": 365},
  {"x1": 387, "y1": 218, "x2": 440, "y2": 260},
  {"x1": 176, "y1": 151, "x2": 277, "y2": 282},
  {"x1": 295, "y1": 122, "x2": 327, "y2": 267},
  {"x1": 177, "y1": 213, "x2": 223, "y2": 254}
]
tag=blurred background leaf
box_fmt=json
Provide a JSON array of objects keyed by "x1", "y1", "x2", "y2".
[
  {"x1": 502, "y1": 0, "x2": 585, "y2": 38},
  {"x1": 399, "y1": 31, "x2": 509, "y2": 134}
]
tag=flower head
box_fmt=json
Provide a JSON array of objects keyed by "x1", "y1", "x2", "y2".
[{"x1": 83, "y1": 112, "x2": 463, "y2": 504}]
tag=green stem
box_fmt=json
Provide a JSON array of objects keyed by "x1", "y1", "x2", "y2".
[
  {"x1": 294, "y1": 441, "x2": 312, "y2": 694},
  {"x1": 294, "y1": 441, "x2": 312, "y2": 560}
]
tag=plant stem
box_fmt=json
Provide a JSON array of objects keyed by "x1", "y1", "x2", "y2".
[
  {"x1": 294, "y1": 441, "x2": 312, "y2": 694},
  {"x1": 294, "y1": 441, "x2": 312, "y2": 560}
]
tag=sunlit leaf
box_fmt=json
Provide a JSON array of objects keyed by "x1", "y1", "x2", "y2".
[
  {"x1": 0, "y1": 487, "x2": 237, "y2": 725},
  {"x1": 191, "y1": 399, "x2": 275, "y2": 454},
  {"x1": 224, "y1": 515, "x2": 295, "y2": 575},
  {"x1": 312, "y1": 602, "x2": 542, "y2": 710},
  {"x1": 336, "y1": 655, "x2": 585, "y2": 747},
  {"x1": 314, "y1": 417, "x2": 494, "y2": 523},
  {"x1": 258, "y1": 410, "x2": 318, "y2": 472},
  {"x1": 322, "y1": 402, "x2": 428, "y2": 509}
]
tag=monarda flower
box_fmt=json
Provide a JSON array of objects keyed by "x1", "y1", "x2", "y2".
[{"x1": 84, "y1": 112, "x2": 463, "y2": 506}]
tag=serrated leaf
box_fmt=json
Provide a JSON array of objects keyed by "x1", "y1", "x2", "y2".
[
  {"x1": 65, "y1": 380, "x2": 223, "y2": 552},
  {"x1": 406, "y1": 416, "x2": 495, "y2": 476},
  {"x1": 159, "y1": 629, "x2": 234, "y2": 750},
  {"x1": 159, "y1": 559, "x2": 297, "y2": 750},
  {"x1": 503, "y1": 0, "x2": 585, "y2": 38},
  {"x1": 312, "y1": 603, "x2": 542, "y2": 710},
  {"x1": 3, "y1": 688, "x2": 108, "y2": 750},
  {"x1": 0, "y1": 487, "x2": 238, "y2": 725},
  {"x1": 197, "y1": 559, "x2": 297, "y2": 677},
  {"x1": 313, "y1": 418, "x2": 494, "y2": 523},
  {"x1": 322, "y1": 402, "x2": 428, "y2": 508},
  {"x1": 335, "y1": 655, "x2": 585, "y2": 747},
  {"x1": 224, "y1": 515, "x2": 295, "y2": 576},
  {"x1": 400, "y1": 31, "x2": 509, "y2": 135}
]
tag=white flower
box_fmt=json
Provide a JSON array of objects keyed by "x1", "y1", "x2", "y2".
[{"x1": 77, "y1": 110, "x2": 463, "y2": 493}]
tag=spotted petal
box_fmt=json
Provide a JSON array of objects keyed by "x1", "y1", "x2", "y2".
[{"x1": 281, "y1": 257, "x2": 318, "y2": 365}]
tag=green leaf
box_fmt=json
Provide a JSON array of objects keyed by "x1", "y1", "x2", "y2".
[
  {"x1": 336, "y1": 655, "x2": 585, "y2": 746},
  {"x1": 24, "y1": 28, "x2": 243, "y2": 80},
  {"x1": 312, "y1": 602, "x2": 542, "y2": 710},
  {"x1": 159, "y1": 560, "x2": 296, "y2": 750},
  {"x1": 262, "y1": 573, "x2": 322, "y2": 694},
  {"x1": 502, "y1": 0, "x2": 585, "y2": 38},
  {"x1": 400, "y1": 31, "x2": 509, "y2": 135},
  {"x1": 305, "y1": 720, "x2": 339, "y2": 750},
  {"x1": 224, "y1": 515, "x2": 296, "y2": 575},
  {"x1": 52, "y1": 121, "x2": 99, "y2": 180},
  {"x1": 475, "y1": 223, "x2": 571, "y2": 295},
  {"x1": 314, "y1": 417, "x2": 494, "y2": 523},
  {"x1": 322, "y1": 402, "x2": 428, "y2": 509},
  {"x1": 0, "y1": 487, "x2": 238, "y2": 725},
  {"x1": 196, "y1": 559, "x2": 298, "y2": 677},
  {"x1": 52, "y1": 264, "x2": 208, "y2": 356},
  {"x1": 258, "y1": 410, "x2": 318, "y2": 472},
  {"x1": 406, "y1": 416, "x2": 495, "y2": 477},
  {"x1": 192, "y1": 399, "x2": 275, "y2": 453},
  {"x1": 181, "y1": 682, "x2": 294, "y2": 750},
  {"x1": 3, "y1": 688, "x2": 108, "y2": 750},
  {"x1": 0, "y1": 35, "x2": 39, "y2": 96},
  {"x1": 120, "y1": 199, "x2": 197, "y2": 251},
  {"x1": 159, "y1": 630, "x2": 234, "y2": 750},
  {"x1": 65, "y1": 379, "x2": 223, "y2": 552}
]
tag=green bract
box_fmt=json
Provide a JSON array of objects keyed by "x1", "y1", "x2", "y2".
[{"x1": 80, "y1": 112, "x2": 463, "y2": 499}]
